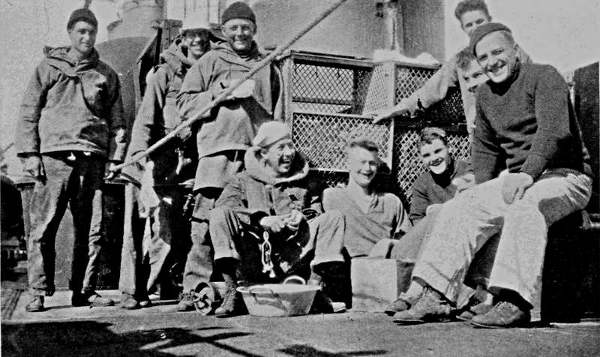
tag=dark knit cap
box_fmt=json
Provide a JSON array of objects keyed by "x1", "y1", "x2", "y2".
[
  {"x1": 469, "y1": 22, "x2": 512, "y2": 56},
  {"x1": 67, "y1": 8, "x2": 98, "y2": 30},
  {"x1": 222, "y1": 2, "x2": 256, "y2": 25}
]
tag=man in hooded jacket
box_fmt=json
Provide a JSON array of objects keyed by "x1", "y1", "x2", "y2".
[
  {"x1": 118, "y1": 18, "x2": 218, "y2": 309},
  {"x1": 175, "y1": 2, "x2": 283, "y2": 311},
  {"x1": 15, "y1": 8, "x2": 127, "y2": 312}
]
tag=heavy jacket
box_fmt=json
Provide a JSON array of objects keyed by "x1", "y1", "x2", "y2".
[
  {"x1": 176, "y1": 41, "x2": 283, "y2": 160},
  {"x1": 216, "y1": 147, "x2": 320, "y2": 227},
  {"x1": 124, "y1": 40, "x2": 196, "y2": 185},
  {"x1": 16, "y1": 47, "x2": 126, "y2": 161}
]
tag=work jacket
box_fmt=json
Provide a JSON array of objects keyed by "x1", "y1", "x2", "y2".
[{"x1": 16, "y1": 47, "x2": 126, "y2": 161}]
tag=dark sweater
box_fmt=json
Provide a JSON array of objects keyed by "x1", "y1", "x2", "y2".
[
  {"x1": 473, "y1": 63, "x2": 592, "y2": 183},
  {"x1": 410, "y1": 159, "x2": 472, "y2": 223}
]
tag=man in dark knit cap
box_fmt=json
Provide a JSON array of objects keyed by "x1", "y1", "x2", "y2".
[
  {"x1": 175, "y1": 1, "x2": 282, "y2": 311},
  {"x1": 15, "y1": 8, "x2": 127, "y2": 312},
  {"x1": 393, "y1": 23, "x2": 592, "y2": 328}
]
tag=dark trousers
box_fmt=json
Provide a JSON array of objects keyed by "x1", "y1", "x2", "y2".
[{"x1": 27, "y1": 154, "x2": 104, "y2": 296}]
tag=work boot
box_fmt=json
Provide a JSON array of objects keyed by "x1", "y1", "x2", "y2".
[
  {"x1": 393, "y1": 287, "x2": 454, "y2": 324},
  {"x1": 384, "y1": 297, "x2": 411, "y2": 316},
  {"x1": 72, "y1": 291, "x2": 115, "y2": 307},
  {"x1": 25, "y1": 295, "x2": 45, "y2": 312},
  {"x1": 176, "y1": 292, "x2": 195, "y2": 312},
  {"x1": 120, "y1": 294, "x2": 141, "y2": 310},
  {"x1": 470, "y1": 300, "x2": 531, "y2": 328},
  {"x1": 456, "y1": 301, "x2": 493, "y2": 321},
  {"x1": 214, "y1": 278, "x2": 244, "y2": 316}
]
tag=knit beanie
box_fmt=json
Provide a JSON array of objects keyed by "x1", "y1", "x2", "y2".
[
  {"x1": 222, "y1": 2, "x2": 256, "y2": 25},
  {"x1": 67, "y1": 8, "x2": 98, "y2": 30},
  {"x1": 253, "y1": 122, "x2": 291, "y2": 148},
  {"x1": 469, "y1": 22, "x2": 512, "y2": 56}
]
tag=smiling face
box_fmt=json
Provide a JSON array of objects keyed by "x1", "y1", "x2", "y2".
[
  {"x1": 222, "y1": 18, "x2": 256, "y2": 54},
  {"x1": 182, "y1": 29, "x2": 211, "y2": 60},
  {"x1": 462, "y1": 58, "x2": 487, "y2": 93},
  {"x1": 68, "y1": 21, "x2": 97, "y2": 57},
  {"x1": 262, "y1": 138, "x2": 296, "y2": 177},
  {"x1": 475, "y1": 31, "x2": 519, "y2": 84},
  {"x1": 347, "y1": 146, "x2": 380, "y2": 189},
  {"x1": 459, "y1": 9, "x2": 491, "y2": 37},
  {"x1": 420, "y1": 138, "x2": 451, "y2": 175}
]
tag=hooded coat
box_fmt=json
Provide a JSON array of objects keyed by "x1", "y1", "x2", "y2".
[
  {"x1": 16, "y1": 47, "x2": 126, "y2": 161},
  {"x1": 176, "y1": 41, "x2": 283, "y2": 190},
  {"x1": 124, "y1": 39, "x2": 196, "y2": 185},
  {"x1": 215, "y1": 147, "x2": 321, "y2": 227}
]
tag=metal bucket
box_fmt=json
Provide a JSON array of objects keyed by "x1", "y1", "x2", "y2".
[{"x1": 237, "y1": 284, "x2": 320, "y2": 317}]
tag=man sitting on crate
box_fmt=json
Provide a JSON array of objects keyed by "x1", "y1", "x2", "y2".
[
  {"x1": 203, "y1": 122, "x2": 344, "y2": 316},
  {"x1": 393, "y1": 23, "x2": 593, "y2": 328},
  {"x1": 309, "y1": 137, "x2": 412, "y2": 309}
]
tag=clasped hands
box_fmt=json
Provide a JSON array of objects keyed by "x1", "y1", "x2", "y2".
[{"x1": 259, "y1": 209, "x2": 305, "y2": 234}]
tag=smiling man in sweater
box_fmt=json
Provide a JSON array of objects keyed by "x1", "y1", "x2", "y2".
[{"x1": 393, "y1": 23, "x2": 592, "y2": 328}]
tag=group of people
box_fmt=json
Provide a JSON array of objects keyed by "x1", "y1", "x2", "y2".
[{"x1": 15, "y1": 0, "x2": 592, "y2": 329}]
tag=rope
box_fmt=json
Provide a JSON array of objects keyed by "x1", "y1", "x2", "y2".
[{"x1": 112, "y1": 0, "x2": 349, "y2": 172}]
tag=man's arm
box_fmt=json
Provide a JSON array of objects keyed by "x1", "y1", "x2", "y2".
[
  {"x1": 409, "y1": 177, "x2": 431, "y2": 224},
  {"x1": 472, "y1": 99, "x2": 504, "y2": 184},
  {"x1": 176, "y1": 56, "x2": 215, "y2": 121},
  {"x1": 371, "y1": 57, "x2": 459, "y2": 122},
  {"x1": 106, "y1": 72, "x2": 127, "y2": 163},
  {"x1": 393, "y1": 195, "x2": 412, "y2": 238},
  {"x1": 127, "y1": 68, "x2": 168, "y2": 157},
  {"x1": 520, "y1": 66, "x2": 572, "y2": 180}
]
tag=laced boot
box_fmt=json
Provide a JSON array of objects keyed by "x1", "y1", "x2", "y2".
[{"x1": 393, "y1": 286, "x2": 455, "y2": 324}]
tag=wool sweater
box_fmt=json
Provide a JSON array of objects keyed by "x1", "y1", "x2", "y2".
[
  {"x1": 472, "y1": 63, "x2": 592, "y2": 183},
  {"x1": 410, "y1": 159, "x2": 472, "y2": 223}
]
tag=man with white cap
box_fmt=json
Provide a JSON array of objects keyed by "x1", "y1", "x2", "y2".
[
  {"x1": 176, "y1": 1, "x2": 283, "y2": 311},
  {"x1": 204, "y1": 122, "x2": 337, "y2": 316},
  {"x1": 118, "y1": 17, "x2": 218, "y2": 309}
]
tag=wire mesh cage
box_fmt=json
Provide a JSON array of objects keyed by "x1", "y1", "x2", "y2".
[{"x1": 280, "y1": 51, "x2": 471, "y2": 203}]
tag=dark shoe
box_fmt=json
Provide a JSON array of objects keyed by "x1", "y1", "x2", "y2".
[
  {"x1": 470, "y1": 300, "x2": 531, "y2": 328},
  {"x1": 138, "y1": 296, "x2": 152, "y2": 308},
  {"x1": 72, "y1": 292, "x2": 115, "y2": 307},
  {"x1": 393, "y1": 287, "x2": 454, "y2": 324},
  {"x1": 26, "y1": 295, "x2": 45, "y2": 312},
  {"x1": 176, "y1": 292, "x2": 195, "y2": 312},
  {"x1": 120, "y1": 294, "x2": 140, "y2": 310},
  {"x1": 214, "y1": 284, "x2": 245, "y2": 316},
  {"x1": 456, "y1": 301, "x2": 493, "y2": 321}
]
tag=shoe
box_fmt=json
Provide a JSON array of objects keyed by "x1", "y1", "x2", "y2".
[
  {"x1": 214, "y1": 284, "x2": 245, "y2": 316},
  {"x1": 120, "y1": 294, "x2": 140, "y2": 310},
  {"x1": 72, "y1": 292, "x2": 115, "y2": 307},
  {"x1": 384, "y1": 298, "x2": 411, "y2": 316},
  {"x1": 456, "y1": 301, "x2": 493, "y2": 321},
  {"x1": 470, "y1": 300, "x2": 531, "y2": 328},
  {"x1": 25, "y1": 295, "x2": 45, "y2": 312},
  {"x1": 393, "y1": 287, "x2": 454, "y2": 324},
  {"x1": 176, "y1": 292, "x2": 195, "y2": 312},
  {"x1": 139, "y1": 296, "x2": 152, "y2": 308}
]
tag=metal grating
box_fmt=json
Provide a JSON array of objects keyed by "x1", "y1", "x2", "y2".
[
  {"x1": 291, "y1": 61, "x2": 372, "y2": 114},
  {"x1": 292, "y1": 112, "x2": 392, "y2": 171},
  {"x1": 362, "y1": 64, "x2": 391, "y2": 113},
  {"x1": 395, "y1": 66, "x2": 436, "y2": 100}
]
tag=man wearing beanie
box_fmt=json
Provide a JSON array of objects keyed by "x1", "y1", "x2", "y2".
[
  {"x1": 15, "y1": 8, "x2": 127, "y2": 311},
  {"x1": 118, "y1": 18, "x2": 220, "y2": 309},
  {"x1": 176, "y1": 1, "x2": 283, "y2": 311},
  {"x1": 201, "y1": 122, "x2": 341, "y2": 316},
  {"x1": 394, "y1": 23, "x2": 592, "y2": 328},
  {"x1": 371, "y1": 0, "x2": 530, "y2": 142}
]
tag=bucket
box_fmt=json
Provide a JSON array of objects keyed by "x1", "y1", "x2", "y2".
[{"x1": 237, "y1": 284, "x2": 320, "y2": 317}]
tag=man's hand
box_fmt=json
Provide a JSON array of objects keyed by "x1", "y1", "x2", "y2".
[
  {"x1": 259, "y1": 215, "x2": 288, "y2": 234},
  {"x1": 501, "y1": 172, "x2": 534, "y2": 204},
  {"x1": 453, "y1": 173, "x2": 475, "y2": 194},
  {"x1": 369, "y1": 99, "x2": 410, "y2": 124},
  {"x1": 284, "y1": 209, "x2": 305, "y2": 231},
  {"x1": 105, "y1": 162, "x2": 120, "y2": 181},
  {"x1": 23, "y1": 155, "x2": 45, "y2": 179},
  {"x1": 214, "y1": 79, "x2": 255, "y2": 101}
]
